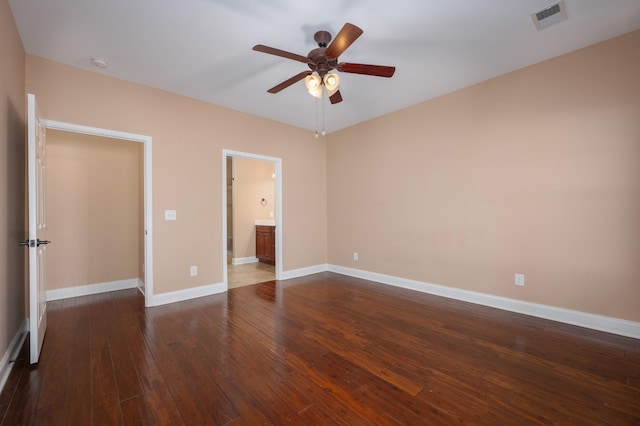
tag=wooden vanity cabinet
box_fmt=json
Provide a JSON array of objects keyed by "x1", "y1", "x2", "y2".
[{"x1": 256, "y1": 225, "x2": 275, "y2": 265}]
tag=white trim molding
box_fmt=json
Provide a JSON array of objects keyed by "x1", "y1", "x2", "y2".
[
  {"x1": 0, "y1": 320, "x2": 28, "y2": 394},
  {"x1": 41, "y1": 119, "x2": 154, "y2": 309},
  {"x1": 328, "y1": 265, "x2": 640, "y2": 340},
  {"x1": 137, "y1": 279, "x2": 145, "y2": 296},
  {"x1": 232, "y1": 256, "x2": 259, "y2": 266},
  {"x1": 149, "y1": 282, "x2": 226, "y2": 307},
  {"x1": 222, "y1": 150, "x2": 283, "y2": 288},
  {"x1": 280, "y1": 264, "x2": 329, "y2": 281},
  {"x1": 46, "y1": 279, "x2": 138, "y2": 301}
]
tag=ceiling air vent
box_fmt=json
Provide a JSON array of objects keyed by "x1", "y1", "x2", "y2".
[{"x1": 531, "y1": 1, "x2": 568, "y2": 31}]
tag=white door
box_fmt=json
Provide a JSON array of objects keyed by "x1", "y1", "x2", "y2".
[{"x1": 26, "y1": 93, "x2": 48, "y2": 364}]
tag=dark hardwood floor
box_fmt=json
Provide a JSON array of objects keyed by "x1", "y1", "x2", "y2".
[{"x1": 1, "y1": 272, "x2": 639, "y2": 425}]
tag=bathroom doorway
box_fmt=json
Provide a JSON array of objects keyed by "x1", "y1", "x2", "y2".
[{"x1": 222, "y1": 150, "x2": 282, "y2": 289}]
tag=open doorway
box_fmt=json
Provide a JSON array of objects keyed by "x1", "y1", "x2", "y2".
[
  {"x1": 222, "y1": 150, "x2": 282, "y2": 289},
  {"x1": 42, "y1": 119, "x2": 154, "y2": 306},
  {"x1": 45, "y1": 130, "x2": 143, "y2": 298}
]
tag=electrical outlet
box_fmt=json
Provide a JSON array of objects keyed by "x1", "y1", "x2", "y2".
[
  {"x1": 165, "y1": 209, "x2": 177, "y2": 221},
  {"x1": 353, "y1": 252, "x2": 359, "y2": 261},
  {"x1": 190, "y1": 266, "x2": 198, "y2": 276},
  {"x1": 515, "y1": 273, "x2": 525, "y2": 287}
]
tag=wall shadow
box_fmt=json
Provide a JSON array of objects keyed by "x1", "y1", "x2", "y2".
[{"x1": 4, "y1": 96, "x2": 26, "y2": 326}]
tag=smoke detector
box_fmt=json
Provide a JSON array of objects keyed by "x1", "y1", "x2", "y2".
[
  {"x1": 531, "y1": 1, "x2": 568, "y2": 31},
  {"x1": 91, "y1": 58, "x2": 109, "y2": 69}
]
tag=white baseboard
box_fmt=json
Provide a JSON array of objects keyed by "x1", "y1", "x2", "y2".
[
  {"x1": 0, "y1": 319, "x2": 28, "y2": 395},
  {"x1": 149, "y1": 282, "x2": 226, "y2": 307},
  {"x1": 280, "y1": 264, "x2": 329, "y2": 281},
  {"x1": 328, "y1": 265, "x2": 640, "y2": 340},
  {"x1": 41, "y1": 266, "x2": 639, "y2": 339},
  {"x1": 46, "y1": 278, "x2": 139, "y2": 301},
  {"x1": 137, "y1": 278, "x2": 145, "y2": 296},
  {"x1": 232, "y1": 256, "x2": 259, "y2": 265}
]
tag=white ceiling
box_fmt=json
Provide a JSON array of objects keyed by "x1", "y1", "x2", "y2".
[{"x1": 9, "y1": 0, "x2": 640, "y2": 133}]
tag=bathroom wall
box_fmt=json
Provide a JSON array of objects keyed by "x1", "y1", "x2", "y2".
[{"x1": 232, "y1": 157, "x2": 275, "y2": 261}]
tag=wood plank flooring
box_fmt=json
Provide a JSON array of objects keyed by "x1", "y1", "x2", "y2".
[{"x1": 1, "y1": 272, "x2": 639, "y2": 425}]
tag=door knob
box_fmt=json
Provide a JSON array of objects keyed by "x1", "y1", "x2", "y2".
[{"x1": 17, "y1": 239, "x2": 51, "y2": 247}]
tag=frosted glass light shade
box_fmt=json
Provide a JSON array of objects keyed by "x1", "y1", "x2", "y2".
[
  {"x1": 305, "y1": 74, "x2": 321, "y2": 90},
  {"x1": 305, "y1": 74, "x2": 323, "y2": 98},
  {"x1": 323, "y1": 73, "x2": 340, "y2": 92}
]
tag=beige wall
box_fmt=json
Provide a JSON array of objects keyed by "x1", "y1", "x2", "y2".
[
  {"x1": 26, "y1": 55, "x2": 328, "y2": 295},
  {"x1": 232, "y1": 157, "x2": 275, "y2": 260},
  {"x1": 328, "y1": 31, "x2": 640, "y2": 322},
  {"x1": 0, "y1": 0, "x2": 26, "y2": 361},
  {"x1": 9, "y1": 1, "x2": 636, "y2": 334},
  {"x1": 46, "y1": 130, "x2": 140, "y2": 290}
]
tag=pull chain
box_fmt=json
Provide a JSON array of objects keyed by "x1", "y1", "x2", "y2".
[
  {"x1": 321, "y1": 91, "x2": 326, "y2": 136},
  {"x1": 314, "y1": 93, "x2": 319, "y2": 138}
]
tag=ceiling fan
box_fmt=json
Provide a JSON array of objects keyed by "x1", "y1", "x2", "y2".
[{"x1": 253, "y1": 23, "x2": 396, "y2": 105}]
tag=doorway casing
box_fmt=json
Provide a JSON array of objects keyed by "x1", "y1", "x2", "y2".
[
  {"x1": 42, "y1": 119, "x2": 154, "y2": 307},
  {"x1": 222, "y1": 150, "x2": 282, "y2": 287}
]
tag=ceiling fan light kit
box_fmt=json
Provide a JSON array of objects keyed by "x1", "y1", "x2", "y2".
[{"x1": 304, "y1": 72, "x2": 340, "y2": 98}]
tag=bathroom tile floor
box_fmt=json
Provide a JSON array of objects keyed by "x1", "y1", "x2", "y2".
[{"x1": 228, "y1": 261, "x2": 275, "y2": 289}]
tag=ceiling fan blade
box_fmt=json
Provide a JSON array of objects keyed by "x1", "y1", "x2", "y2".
[
  {"x1": 325, "y1": 23, "x2": 363, "y2": 59},
  {"x1": 267, "y1": 71, "x2": 312, "y2": 93},
  {"x1": 329, "y1": 91, "x2": 343, "y2": 105},
  {"x1": 338, "y1": 63, "x2": 396, "y2": 78},
  {"x1": 253, "y1": 45, "x2": 310, "y2": 64}
]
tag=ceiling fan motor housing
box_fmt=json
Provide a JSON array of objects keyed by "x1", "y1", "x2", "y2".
[
  {"x1": 308, "y1": 30, "x2": 339, "y2": 76},
  {"x1": 307, "y1": 47, "x2": 336, "y2": 76}
]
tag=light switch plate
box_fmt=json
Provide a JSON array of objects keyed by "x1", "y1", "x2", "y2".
[{"x1": 165, "y1": 210, "x2": 177, "y2": 221}]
